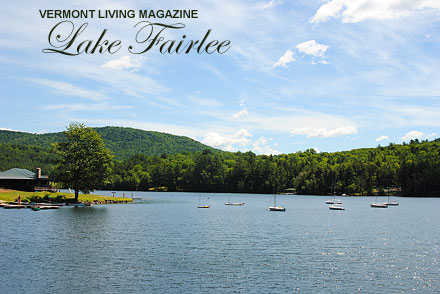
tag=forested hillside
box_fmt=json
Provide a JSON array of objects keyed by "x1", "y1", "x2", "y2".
[
  {"x1": 105, "y1": 139, "x2": 440, "y2": 196},
  {"x1": 1, "y1": 127, "x2": 439, "y2": 196},
  {"x1": 0, "y1": 143, "x2": 55, "y2": 173},
  {"x1": 0, "y1": 127, "x2": 215, "y2": 160}
]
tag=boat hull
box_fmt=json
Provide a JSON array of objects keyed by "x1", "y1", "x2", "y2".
[
  {"x1": 370, "y1": 203, "x2": 388, "y2": 208},
  {"x1": 326, "y1": 200, "x2": 342, "y2": 204},
  {"x1": 329, "y1": 205, "x2": 345, "y2": 210},
  {"x1": 225, "y1": 202, "x2": 245, "y2": 206},
  {"x1": 269, "y1": 206, "x2": 286, "y2": 211},
  {"x1": 197, "y1": 205, "x2": 210, "y2": 208},
  {"x1": 384, "y1": 202, "x2": 399, "y2": 206}
]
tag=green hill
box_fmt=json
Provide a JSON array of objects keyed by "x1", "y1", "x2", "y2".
[
  {"x1": 0, "y1": 126, "x2": 215, "y2": 164},
  {"x1": 95, "y1": 127, "x2": 215, "y2": 159}
]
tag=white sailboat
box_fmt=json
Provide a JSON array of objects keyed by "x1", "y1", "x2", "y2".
[
  {"x1": 326, "y1": 198, "x2": 342, "y2": 205},
  {"x1": 370, "y1": 196, "x2": 388, "y2": 208},
  {"x1": 224, "y1": 194, "x2": 244, "y2": 206},
  {"x1": 268, "y1": 193, "x2": 285, "y2": 211},
  {"x1": 197, "y1": 194, "x2": 210, "y2": 208},
  {"x1": 383, "y1": 195, "x2": 399, "y2": 206},
  {"x1": 329, "y1": 204, "x2": 345, "y2": 210},
  {"x1": 326, "y1": 177, "x2": 342, "y2": 204}
]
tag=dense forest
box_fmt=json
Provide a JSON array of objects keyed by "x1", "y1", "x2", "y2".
[
  {"x1": 104, "y1": 139, "x2": 440, "y2": 196},
  {"x1": 1, "y1": 128, "x2": 439, "y2": 196},
  {"x1": 0, "y1": 143, "x2": 55, "y2": 172}
]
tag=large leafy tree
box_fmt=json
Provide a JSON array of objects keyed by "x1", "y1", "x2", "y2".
[{"x1": 52, "y1": 123, "x2": 112, "y2": 202}]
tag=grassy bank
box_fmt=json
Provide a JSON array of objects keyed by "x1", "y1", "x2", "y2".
[{"x1": 0, "y1": 189, "x2": 132, "y2": 204}]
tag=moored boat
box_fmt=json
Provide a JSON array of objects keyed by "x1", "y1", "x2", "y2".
[
  {"x1": 329, "y1": 204, "x2": 345, "y2": 210},
  {"x1": 225, "y1": 202, "x2": 245, "y2": 206},
  {"x1": 383, "y1": 196, "x2": 399, "y2": 206},
  {"x1": 371, "y1": 196, "x2": 388, "y2": 208},
  {"x1": 326, "y1": 199, "x2": 342, "y2": 204},
  {"x1": 268, "y1": 192, "x2": 285, "y2": 211},
  {"x1": 269, "y1": 206, "x2": 286, "y2": 211},
  {"x1": 326, "y1": 177, "x2": 342, "y2": 204},
  {"x1": 197, "y1": 205, "x2": 210, "y2": 208},
  {"x1": 197, "y1": 194, "x2": 210, "y2": 208},
  {"x1": 370, "y1": 203, "x2": 388, "y2": 208},
  {"x1": 385, "y1": 201, "x2": 399, "y2": 206}
]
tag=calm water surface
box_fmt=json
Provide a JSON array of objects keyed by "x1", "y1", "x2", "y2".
[{"x1": 1, "y1": 192, "x2": 439, "y2": 293}]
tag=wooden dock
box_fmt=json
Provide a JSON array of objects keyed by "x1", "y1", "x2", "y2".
[
  {"x1": 0, "y1": 202, "x2": 60, "y2": 209},
  {"x1": 3, "y1": 204, "x2": 28, "y2": 209}
]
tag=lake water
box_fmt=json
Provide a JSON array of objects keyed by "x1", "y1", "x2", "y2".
[{"x1": 1, "y1": 192, "x2": 439, "y2": 293}]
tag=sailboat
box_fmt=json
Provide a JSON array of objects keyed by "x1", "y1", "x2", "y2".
[
  {"x1": 383, "y1": 195, "x2": 399, "y2": 206},
  {"x1": 224, "y1": 194, "x2": 244, "y2": 206},
  {"x1": 197, "y1": 194, "x2": 210, "y2": 208},
  {"x1": 370, "y1": 196, "x2": 388, "y2": 208},
  {"x1": 326, "y1": 177, "x2": 342, "y2": 204},
  {"x1": 326, "y1": 198, "x2": 342, "y2": 205},
  {"x1": 329, "y1": 204, "x2": 345, "y2": 210},
  {"x1": 268, "y1": 192, "x2": 285, "y2": 211}
]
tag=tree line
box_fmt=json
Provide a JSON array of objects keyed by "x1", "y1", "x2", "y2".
[
  {"x1": 1, "y1": 124, "x2": 439, "y2": 196},
  {"x1": 103, "y1": 139, "x2": 440, "y2": 196}
]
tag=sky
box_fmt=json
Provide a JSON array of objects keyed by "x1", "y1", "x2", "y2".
[{"x1": 1, "y1": 0, "x2": 440, "y2": 155}]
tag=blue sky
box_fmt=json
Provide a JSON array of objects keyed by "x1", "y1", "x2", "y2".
[{"x1": 1, "y1": 0, "x2": 440, "y2": 154}]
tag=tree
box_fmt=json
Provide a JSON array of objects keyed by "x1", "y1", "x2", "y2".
[{"x1": 52, "y1": 123, "x2": 112, "y2": 202}]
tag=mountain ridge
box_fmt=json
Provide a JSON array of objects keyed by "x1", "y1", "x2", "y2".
[{"x1": 0, "y1": 126, "x2": 216, "y2": 161}]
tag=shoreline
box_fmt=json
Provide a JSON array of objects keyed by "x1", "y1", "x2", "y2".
[{"x1": 0, "y1": 189, "x2": 132, "y2": 204}]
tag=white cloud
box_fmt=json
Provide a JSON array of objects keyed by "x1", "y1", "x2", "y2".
[
  {"x1": 101, "y1": 56, "x2": 142, "y2": 72},
  {"x1": 291, "y1": 125, "x2": 358, "y2": 138},
  {"x1": 296, "y1": 40, "x2": 329, "y2": 57},
  {"x1": 426, "y1": 132, "x2": 437, "y2": 139},
  {"x1": 0, "y1": 127, "x2": 21, "y2": 132},
  {"x1": 259, "y1": 0, "x2": 283, "y2": 10},
  {"x1": 232, "y1": 109, "x2": 249, "y2": 119},
  {"x1": 310, "y1": 0, "x2": 440, "y2": 24},
  {"x1": 401, "y1": 130, "x2": 424, "y2": 142},
  {"x1": 202, "y1": 129, "x2": 252, "y2": 151},
  {"x1": 313, "y1": 147, "x2": 320, "y2": 153},
  {"x1": 221, "y1": 106, "x2": 358, "y2": 136},
  {"x1": 375, "y1": 135, "x2": 389, "y2": 142},
  {"x1": 252, "y1": 136, "x2": 280, "y2": 155},
  {"x1": 27, "y1": 78, "x2": 107, "y2": 102},
  {"x1": 273, "y1": 49, "x2": 295, "y2": 68}
]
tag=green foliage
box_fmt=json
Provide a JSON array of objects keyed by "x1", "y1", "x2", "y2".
[
  {"x1": 104, "y1": 140, "x2": 440, "y2": 196},
  {"x1": 1, "y1": 125, "x2": 439, "y2": 196},
  {"x1": 25, "y1": 193, "x2": 53, "y2": 203},
  {"x1": 52, "y1": 123, "x2": 113, "y2": 201},
  {"x1": 0, "y1": 190, "x2": 131, "y2": 203},
  {"x1": 0, "y1": 143, "x2": 56, "y2": 172},
  {"x1": 0, "y1": 126, "x2": 216, "y2": 160}
]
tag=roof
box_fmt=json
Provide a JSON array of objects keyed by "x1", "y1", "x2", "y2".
[{"x1": 0, "y1": 168, "x2": 36, "y2": 180}]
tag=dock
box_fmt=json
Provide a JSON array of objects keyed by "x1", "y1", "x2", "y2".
[
  {"x1": 3, "y1": 204, "x2": 28, "y2": 209},
  {"x1": 0, "y1": 202, "x2": 60, "y2": 209}
]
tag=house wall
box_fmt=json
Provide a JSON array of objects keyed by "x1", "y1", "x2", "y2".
[{"x1": 0, "y1": 179, "x2": 51, "y2": 192}]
